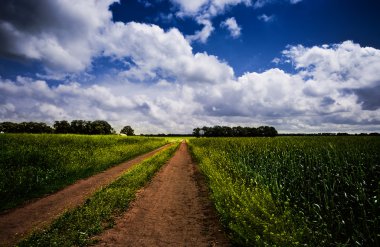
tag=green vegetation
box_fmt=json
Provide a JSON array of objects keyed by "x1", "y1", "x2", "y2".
[
  {"x1": 19, "y1": 143, "x2": 179, "y2": 246},
  {"x1": 120, "y1": 125, "x2": 135, "y2": 136},
  {"x1": 193, "y1": 125, "x2": 278, "y2": 137},
  {"x1": 189, "y1": 137, "x2": 380, "y2": 246},
  {"x1": 0, "y1": 134, "x2": 167, "y2": 211},
  {"x1": 0, "y1": 120, "x2": 117, "y2": 134}
]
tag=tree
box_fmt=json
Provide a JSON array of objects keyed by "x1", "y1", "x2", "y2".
[
  {"x1": 0, "y1": 122, "x2": 19, "y2": 133},
  {"x1": 192, "y1": 125, "x2": 278, "y2": 137},
  {"x1": 90, "y1": 120, "x2": 113, "y2": 135},
  {"x1": 70, "y1": 120, "x2": 89, "y2": 134},
  {"x1": 0, "y1": 122, "x2": 53, "y2": 133},
  {"x1": 54, "y1": 120, "x2": 71, "y2": 134},
  {"x1": 193, "y1": 127, "x2": 201, "y2": 137},
  {"x1": 120, "y1": 125, "x2": 134, "y2": 136}
]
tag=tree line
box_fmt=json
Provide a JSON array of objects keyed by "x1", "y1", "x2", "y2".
[
  {"x1": 0, "y1": 121, "x2": 135, "y2": 135},
  {"x1": 193, "y1": 125, "x2": 278, "y2": 137}
]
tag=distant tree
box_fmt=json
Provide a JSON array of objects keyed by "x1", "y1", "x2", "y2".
[
  {"x1": 0, "y1": 122, "x2": 52, "y2": 133},
  {"x1": 0, "y1": 122, "x2": 19, "y2": 133},
  {"x1": 70, "y1": 120, "x2": 89, "y2": 134},
  {"x1": 369, "y1": 132, "x2": 380, "y2": 136},
  {"x1": 120, "y1": 125, "x2": 134, "y2": 136},
  {"x1": 192, "y1": 125, "x2": 278, "y2": 137},
  {"x1": 18, "y1": 122, "x2": 53, "y2": 133},
  {"x1": 68, "y1": 120, "x2": 114, "y2": 135},
  {"x1": 90, "y1": 120, "x2": 113, "y2": 135},
  {"x1": 54, "y1": 120, "x2": 71, "y2": 134},
  {"x1": 337, "y1": 132, "x2": 349, "y2": 136},
  {"x1": 193, "y1": 127, "x2": 201, "y2": 137}
]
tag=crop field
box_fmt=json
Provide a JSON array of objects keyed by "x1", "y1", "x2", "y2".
[
  {"x1": 19, "y1": 143, "x2": 179, "y2": 246},
  {"x1": 189, "y1": 136, "x2": 380, "y2": 246},
  {"x1": 0, "y1": 134, "x2": 167, "y2": 211}
]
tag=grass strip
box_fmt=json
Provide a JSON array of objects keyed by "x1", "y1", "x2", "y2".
[{"x1": 18, "y1": 142, "x2": 179, "y2": 247}]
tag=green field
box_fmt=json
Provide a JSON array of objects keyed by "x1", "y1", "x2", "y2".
[
  {"x1": 0, "y1": 134, "x2": 167, "y2": 211},
  {"x1": 2, "y1": 134, "x2": 379, "y2": 246},
  {"x1": 189, "y1": 136, "x2": 380, "y2": 246},
  {"x1": 19, "y1": 143, "x2": 179, "y2": 246}
]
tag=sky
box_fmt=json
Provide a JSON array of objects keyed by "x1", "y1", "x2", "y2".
[{"x1": 0, "y1": 0, "x2": 380, "y2": 134}]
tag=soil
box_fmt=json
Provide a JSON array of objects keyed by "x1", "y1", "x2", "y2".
[
  {"x1": 92, "y1": 141, "x2": 230, "y2": 247},
  {"x1": 0, "y1": 144, "x2": 171, "y2": 247}
]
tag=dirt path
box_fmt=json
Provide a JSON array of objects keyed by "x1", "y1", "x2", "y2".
[
  {"x1": 93, "y1": 141, "x2": 230, "y2": 247},
  {"x1": 0, "y1": 144, "x2": 171, "y2": 247}
]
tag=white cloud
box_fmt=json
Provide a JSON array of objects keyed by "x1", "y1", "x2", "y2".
[
  {"x1": 254, "y1": 0, "x2": 271, "y2": 8},
  {"x1": 171, "y1": 0, "x2": 251, "y2": 18},
  {"x1": 0, "y1": 0, "x2": 306, "y2": 75},
  {"x1": 272, "y1": 57, "x2": 281, "y2": 64},
  {"x1": 290, "y1": 0, "x2": 302, "y2": 4},
  {"x1": 283, "y1": 41, "x2": 380, "y2": 89},
  {"x1": 102, "y1": 22, "x2": 233, "y2": 84},
  {"x1": 170, "y1": 0, "x2": 209, "y2": 15},
  {"x1": 170, "y1": 0, "x2": 250, "y2": 43},
  {"x1": 221, "y1": 17, "x2": 242, "y2": 38},
  {"x1": 254, "y1": 0, "x2": 302, "y2": 8},
  {"x1": 257, "y1": 14, "x2": 274, "y2": 22},
  {"x1": 0, "y1": 2, "x2": 378, "y2": 133},
  {"x1": 1, "y1": 41, "x2": 380, "y2": 133},
  {"x1": 0, "y1": 0, "x2": 116, "y2": 74},
  {"x1": 186, "y1": 18, "x2": 215, "y2": 43}
]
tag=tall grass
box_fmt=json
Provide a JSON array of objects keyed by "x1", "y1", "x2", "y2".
[
  {"x1": 189, "y1": 137, "x2": 380, "y2": 246},
  {"x1": 0, "y1": 134, "x2": 167, "y2": 211}
]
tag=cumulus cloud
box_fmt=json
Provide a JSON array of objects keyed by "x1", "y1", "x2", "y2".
[
  {"x1": 1, "y1": 39, "x2": 380, "y2": 133},
  {"x1": 0, "y1": 1, "x2": 378, "y2": 133},
  {"x1": 0, "y1": 0, "x2": 116, "y2": 74},
  {"x1": 170, "y1": 0, "x2": 209, "y2": 16},
  {"x1": 171, "y1": 0, "x2": 251, "y2": 18},
  {"x1": 170, "y1": 0, "x2": 250, "y2": 43},
  {"x1": 0, "y1": 0, "x2": 307, "y2": 76},
  {"x1": 221, "y1": 17, "x2": 242, "y2": 38},
  {"x1": 186, "y1": 18, "x2": 215, "y2": 43},
  {"x1": 0, "y1": 76, "x2": 204, "y2": 133},
  {"x1": 283, "y1": 41, "x2": 380, "y2": 88},
  {"x1": 101, "y1": 21, "x2": 233, "y2": 84}
]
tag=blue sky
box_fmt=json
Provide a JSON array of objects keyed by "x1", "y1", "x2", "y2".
[{"x1": 0, "y1": 0, "x2": 380, "y2": 133}]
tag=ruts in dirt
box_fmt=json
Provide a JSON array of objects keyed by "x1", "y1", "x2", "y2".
[
  {"x1": 93, "y1": 141, "x2": 230, "y2": 247},
  {"x1": 0, "y1": 144, "x2": 171, "y2": 247}
]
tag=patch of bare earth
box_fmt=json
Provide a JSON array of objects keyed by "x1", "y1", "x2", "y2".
[
  {"x1": 0, "y1": 144, "x2": 171, "y2": 247},
  {"x1": 93, "y1": 141, "x2": 230, "y2": 247}
]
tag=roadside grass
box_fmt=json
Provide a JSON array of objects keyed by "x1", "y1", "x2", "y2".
[
  {"x1": 189, "y1": 140, "x2": 305, "y2": 246},
  {"x1": 0, "y1": 134, "x2": 167, "y2": 212},
  {"x1": 18, "y1": 142, "x2": 179, "y2": 247}
]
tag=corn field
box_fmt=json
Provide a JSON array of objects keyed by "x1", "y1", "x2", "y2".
[{"x1": 189, "y1": 136, "x2": 380, "y2": 246}]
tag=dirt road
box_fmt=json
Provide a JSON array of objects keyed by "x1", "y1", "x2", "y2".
[
  {"x1": 93, "y1": 141, "x2": 230, "y2": 247},
  {"x1": 0, "y1": 144, "x2": 171, "y2": 247}
]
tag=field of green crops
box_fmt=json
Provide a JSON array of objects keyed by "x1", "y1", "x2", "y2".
[
  {"x1": 0, "y1": 134, "x2": 167, "y2": 211},
  {"x1": 189, "y1": 137, "x2": 380, "y2": 246}
]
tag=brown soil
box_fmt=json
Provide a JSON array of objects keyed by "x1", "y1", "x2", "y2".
[
  {"x1": 93, "y1": 141, "x2": 230, "y2": 247},
  {"x1": 0, "y1": 144, "x2": 171, "y2": 247}
]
